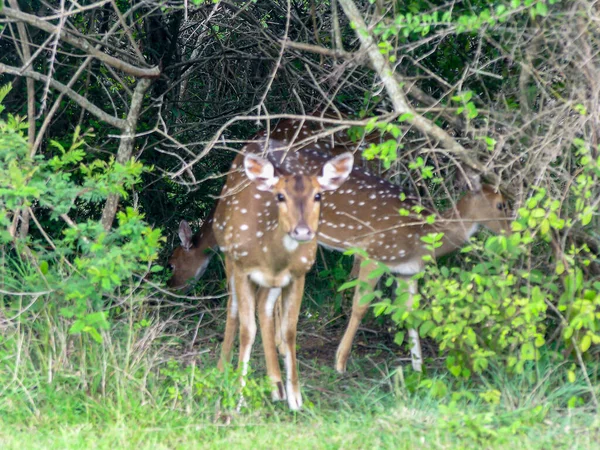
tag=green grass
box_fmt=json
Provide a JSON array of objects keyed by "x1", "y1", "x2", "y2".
[
  {"x1": 1, "y1": 314, "x2": 598, "y2": 450},
  {"x1": 1, "y1": 263, "x2": 599, "y2": 449},
  {"x1": 0, "y1": 374, "x2": 598, "y2": 449}
]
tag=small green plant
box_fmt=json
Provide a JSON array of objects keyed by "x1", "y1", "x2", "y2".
[{"x1": 161, "y1": 360, "x2": 272, "y2": 412}]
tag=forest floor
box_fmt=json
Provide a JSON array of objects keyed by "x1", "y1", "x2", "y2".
[{"x1": 1, "y1": 264, "x2": 598, "y2": 449}]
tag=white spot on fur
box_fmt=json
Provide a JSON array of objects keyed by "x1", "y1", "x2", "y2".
[{"x1": 283, "y1": 235, "x2": 299, "y2": 252}]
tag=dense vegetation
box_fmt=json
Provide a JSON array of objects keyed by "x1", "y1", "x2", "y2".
[{"x1": 1, "y1": 0, "x2": 599, "y2": 447}]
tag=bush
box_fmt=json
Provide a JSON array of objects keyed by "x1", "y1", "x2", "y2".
[{"x1": 0, "y1": 84, "x2": 163, "y2": 342}]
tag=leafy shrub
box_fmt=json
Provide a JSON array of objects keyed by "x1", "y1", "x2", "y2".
[
  {"x1": 343, "y1": 137, "x2": 599, "y2": 388},
  {"x1": 0, "y1": 84, "x2": 163, "y2": 341}
]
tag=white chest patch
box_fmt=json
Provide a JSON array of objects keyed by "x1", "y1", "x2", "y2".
[
  {"x1": 389, "y1": 259, "x2": 423, "y2": 276},
  {"x1": 249, "y1": 270, "x2": 270, "y2": 287},
  {"x1": 283, "y1": 235, "x2": 299, "y2": 252},
  {"x1": 249, "y1": 270, "x2": 292, "y2": 288}
]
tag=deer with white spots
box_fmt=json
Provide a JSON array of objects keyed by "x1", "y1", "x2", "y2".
[
  {"x1": 296, "y1": 157, "x2": 512, "y2": 373},
  {"x1": 167, "y1": 208, "x2": 217, "y2": 290},
  {"x1": 195, "y1": 135, "x2": 353, "y2": 410},
  {"x1": 168, "y1": 117, "x2": 511, "y2": 377}
]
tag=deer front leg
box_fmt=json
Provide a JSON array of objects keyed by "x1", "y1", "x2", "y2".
[
  {"x1": 335, "y1": 260, "x2": 380, "y2": 373},
  {"x1": 403, "y1": 277, "x2": 422, "y2": 372},
  {"x1": 257, "y1": 287, "x2": 286, "y2": 402},
  {"x1": 232, "y1": 267, "x2": 257, "y2": 383},
  {"x1": 218, "y1": 257, "x2": 238, "y2": 371},
  {"x1": 279, "y1": 276, "x2": 305, "y2": 410},
  {"x1": 274, "y1": 294, "x2": 285, "y2": 355}
]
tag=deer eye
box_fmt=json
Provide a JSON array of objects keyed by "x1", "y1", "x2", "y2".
[
  {"x1": 497, "y1": 202, "x2": 504, "y2": 210},
  {"x1": 276, "y1": 193, "x2": 286, "y2": 202},
  {"x1": 314, "y1": 193, "x2": 321, "y2": 202}
]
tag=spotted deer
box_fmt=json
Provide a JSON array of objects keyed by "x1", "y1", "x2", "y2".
[
  {"x1": 167, "y1": 207, "x2": 217, "y2": 290},
  {"x1": 189, "y1": 133, "x2": 353, "y2": 410},
  {"x1": 168, "y1": 118, "x2": 511, "y2": 375}
]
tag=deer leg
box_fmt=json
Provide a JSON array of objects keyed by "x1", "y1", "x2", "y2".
[
  {"x1": 218, "y1": 257, "x2": 238, "y2": 371},
  {"x1": 257, "y1": 287, "x2": 286, "y2": 401},
  {"x1": 274, "y1": 294, "x2": 285, "y2": 355},
  {"x1": 279, "y1": 276, "x2": 305, "y2": 410},
  {"x1": 403, "y1": 277, "x2": 422, "y2": 372},
  {"x1": 335, "y1": 260, "x2": 380, "y2": 373},
  {"x1": 231, "y1": 267, "x2": 257, "y2": 383}
]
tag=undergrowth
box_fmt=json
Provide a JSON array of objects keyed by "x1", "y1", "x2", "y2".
[{"x1": 1, "y1": 284, "x2": 599, "y2": 449}]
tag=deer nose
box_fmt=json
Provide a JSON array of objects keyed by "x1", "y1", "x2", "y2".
[{"x1": 291, "y1": 225, "x2": 314, "y2": 242}]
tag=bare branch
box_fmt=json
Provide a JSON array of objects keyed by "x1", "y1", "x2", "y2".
[
  {"x1": 101, "y1": 78, "x2": 153, "y2": 230},
  {"x1": 1, "y1": 7, "x2": 161, "y2": 79},
  {"x1": 0, "y1": 63, "x2": 127, "y2": 129},
  {"x1": 336, "y1": 0, "x2": 490, "y2": 177}
]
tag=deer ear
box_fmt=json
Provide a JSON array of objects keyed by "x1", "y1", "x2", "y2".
[
  {"x1": 244, "y1": 153, "x2": 279, "y2": 191},
  {"x1": 178, "y1": 220, "x2": 193, "y2": 250},
  {"x1": 318, "y1": 152, "x2": 354, "y2": 191},
  {"x1": 460, "y1": 167, "x2": 482, "y2": 192},
  {"x1": 467, "y1": 173, "x2": 482, "y2": 192}
]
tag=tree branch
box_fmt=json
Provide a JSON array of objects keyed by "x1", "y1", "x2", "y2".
[
  {"x1": 0, "y1": 63, "x2": 127, "y2": 129},
  {"x1": 336, "y1": 0, "x2": 489, "y2": 177},
  {"x1": 282, "y1": 39, "x2": 467, "y2": 133},
  {"x1": 101, "y1": 78, "x2": 152, "y2": 230},
  {"x1": 1, "y1": 7, "x2": 161, "y2": 79},
  {"x1": 7, "y1": 0, "x2": 36, "y2": 240}
]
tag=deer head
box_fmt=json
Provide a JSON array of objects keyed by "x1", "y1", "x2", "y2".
[{"x1": 242, "y1": 152, "x2": 354, "y2": 243}]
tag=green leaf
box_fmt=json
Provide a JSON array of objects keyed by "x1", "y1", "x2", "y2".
[
  {"x1": 338, "y1": 279, "x2": 359, "y2": 291},
  {"x1": 394, "y1": 331, "x2": 405, "y2": 346},
  {"x1": 420, "y1": 320, "x2": 435, "y2": 336},
  {"x1": 70, "y1": 319, "x2": 86, "y2": 334},
  {"x1": 531, "y1": 208, "x2": 546, "y2": 218},
  {"x1": 520, "y1": 342, "x2": 535, "y2": 361},
  {"x1": 511, "y1": 221, "x2": 525, "y2": 232},
  {"x1": 580, "y1": 334, "x2": 592, "y2": 353},
  {"x1": 536, "y1": 2, "x2": 548, "y2": 16}
]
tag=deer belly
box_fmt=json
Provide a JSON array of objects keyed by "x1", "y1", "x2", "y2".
[{"x1": 249, "y1": 269, "x2": 292, "y2": 288}]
